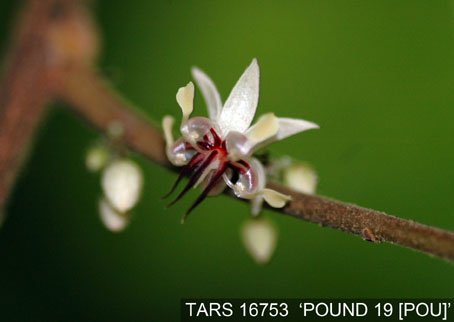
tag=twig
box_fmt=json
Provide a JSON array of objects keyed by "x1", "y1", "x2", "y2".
[
  {"x1": 58, "y1": 67, "x2": 168, "y2": 167},
  {"x1": 1, "y1": 0, "x2": 454, "y2": 261},
  {"x1": 269, "y1": 183, "x2": 454, "y2": 260},
  {"x1": 59, "y1": 67, "x2": 454, "y2": 261}
]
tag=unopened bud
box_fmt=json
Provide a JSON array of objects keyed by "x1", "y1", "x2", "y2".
[
  {"x1": 101, "y1": 159, "x2": 143, "y2": 213},
  {"x1": 241, "y1": 218, "x2": 277, "y2": 265},
  {"x1": 85, "y1": 145, "x2": 109, "y2": 172},
  {"x1": 98, "y1": 198, "x2": 128, "y2": 232},
  {"x1": 283, "y1": 163, "x2": 317, "y2": 194},
  {"x1": 107, "y1": 121, "x2": 124, "y2": 139}
]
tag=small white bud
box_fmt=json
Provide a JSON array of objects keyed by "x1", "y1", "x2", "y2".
[
  {"x1": 85, "y1": 145, "x2": 109, "y2": 172},
  {"x1": 283, "y1": 163, "x2": 317, "y2": 194},
  {"x1": 98, "y1": 198, "x2": 128, "y2": 232},
  {"x1": 101, "y1": 159, "x2": 143, "y2": 213},
  {"x1": 241, "y1": 218, "x2": 278, "y2": 265},
  {"x1": 107, "y1": 121, "x2": 124, "y2": 139}
]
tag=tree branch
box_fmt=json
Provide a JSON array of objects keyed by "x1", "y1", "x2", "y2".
[
  {"x1": 1, "y1": 0, "x2": 453, "y2": 261},
  {"x1": 58, "y1": 67, "x2": 169, "y2": 167},
  {"x1": 58, "y1": 67, "x2": 454, "y2": 261},
  {"x1": 0, "y1": 0, "x2": 55, "y2": 211}
]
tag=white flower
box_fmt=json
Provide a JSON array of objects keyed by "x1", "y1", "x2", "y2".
[
  {"x1": 241, "y1": 217, "x2": 277, "y2": 265},
  {"x1": 101, "y1": 159, "x2": 143, "y2": 213},
  {"x1": 98, "y1": 197, "x2": 129, "y2": 232},
  {"x1": 163, "y1": 59, "x2": 319, "y2": 218}
]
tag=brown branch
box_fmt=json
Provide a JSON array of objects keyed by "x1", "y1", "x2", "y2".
[
  {"x1": 269, "y1": 183, "x2": 454, "y2": 260},
  {"x1": 0, "y1": 0, "x2": 98, "y2": 211},
  {"x1": 57, "y1": 67, "x2": 454, "y2": 261},
  {"x1": 58, "y1": 67, "x2": 168, "y2": 167},
  {"x1": 1, "y1": 0, "x2": 454, "y2": 261},
  {"x1": 0, "y1": 0, "x2": 55, "y2": 211}
]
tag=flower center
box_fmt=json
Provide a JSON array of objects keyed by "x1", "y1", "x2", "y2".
[
  {"x1": 195, "y1": 128, "x2": 227, "y2": 157},
  {"x1": 163, "y1": 127, "x2": 251, "y2": 220}
]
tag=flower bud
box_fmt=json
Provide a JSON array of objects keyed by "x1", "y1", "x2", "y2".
[
  {"x1": 107, "y1": 121, "x2": 124, "y2": 139},
  {"x1": 283, "y1": 163, "x2": 317, "y2": 194},
  {"x1": 101, "y1": 159, "x2": 143, "y2": 213},
  {"x1": 85, "y1": 145, "x2": 109, "y2": 172},
  {"x1": 98, "y1": 198, "x2": 128, "y2": 232},
  {"x1": 241, "y1": 218, "x2": 277, "y2": 265}
]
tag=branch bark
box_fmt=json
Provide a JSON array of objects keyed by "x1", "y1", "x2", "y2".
[{"x1": 1, "y1": 0, "x2": 453, "y2": 261}]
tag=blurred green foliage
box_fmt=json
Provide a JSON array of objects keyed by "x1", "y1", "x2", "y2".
[{"x1": 1, "y1": 0, "x2": 454, "y2": 321}]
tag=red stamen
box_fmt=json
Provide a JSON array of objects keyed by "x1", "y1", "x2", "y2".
[
  {"x1": 183, "y1": 162, "x2": 228, "y2": 221},
  {"x1": 227, "y1": 162, "x2": 247, "y2": 175},
  {"x1": 167, "y1": 150, "x2": 218, "y2": 207},
  {"x1": 162, "y1": 153, "x2": 204, "y2": 199},
  {"x1": 237, "y1": 160, "x2": 251, "y2": 170},
  {"x1": 228, "y1": 159, "x2": 251, "y2": 174},
  {"x1": 210, "y1": 128, "x2": 222, "y2": 147},
  {"x1": 184, "y1": 142, "x2": 195, "y2": 150},
  {"x1": 197, "y1": 141, "x2": 211, "y2": 150},
  {"x1": 203, "y1": 134, "x2": 214, "y2": 147}
]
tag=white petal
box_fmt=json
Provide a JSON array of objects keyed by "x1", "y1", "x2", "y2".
[
  {"x1": 176, "y1": 82, "x2": 194, "y2": 120},
  {"x1": 218, "y1": 58, "x2": 260, "y2": 136},
  {"x1": 99, "y1": 198, "x2": 129, "y2": 232},
  {"x1": 166, "y1": 138, "x2": 195, "y2": 166},
  {"x1": 162, "y1": 115, "x2": 175, "y2": 147},
  {"x1": 224, "y1": 131, "x2": 252, "y2": 160},
  {"x1": 241, "y1": 217, "x2": 277, "y2": 265},
  {"x1": 180, "y1": 116, "x2": 217, "y2": 145},
  {"x1": 276, "y1": 117, "x2": 319, "y2": 141},
  {"x1": 250, "y1": 195, "x2": 264, "y2": 216},
  {"x1": 251, "y1": 117, "x2": 319, "y2": 153},
  {"x1": 191, "y1": 67, "x2": 223, "y2": 121},
  {"x1": 261, "y1": 188, "x2": 291, "y2": 208},
  {"x1": 102, "y1": 159, "x2": 143, "y2": 213},
  {"x1": 283, "y1": 163, "x2": 317, "y2": 194},
  {"x1": 245, "y1": 112, "x2": 279, "y2": 146},
  {"x1": 224, "y1": 157, "x2": 265, "y2": 199},
  {"x1": 248, "y1": 158, "x2": 267, "y2": 215},
  {"x1": 254, "y1": 158, "x2": 267, "y2": 191}
]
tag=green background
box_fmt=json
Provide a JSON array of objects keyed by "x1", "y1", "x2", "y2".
[{"x1": 1, "y1": 0, "x2": 454, "y2": 321}]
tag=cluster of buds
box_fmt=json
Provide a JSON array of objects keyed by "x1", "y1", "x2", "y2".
[{"x1": 85, "y1": 125, "x2": 144, "y2": 232}]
